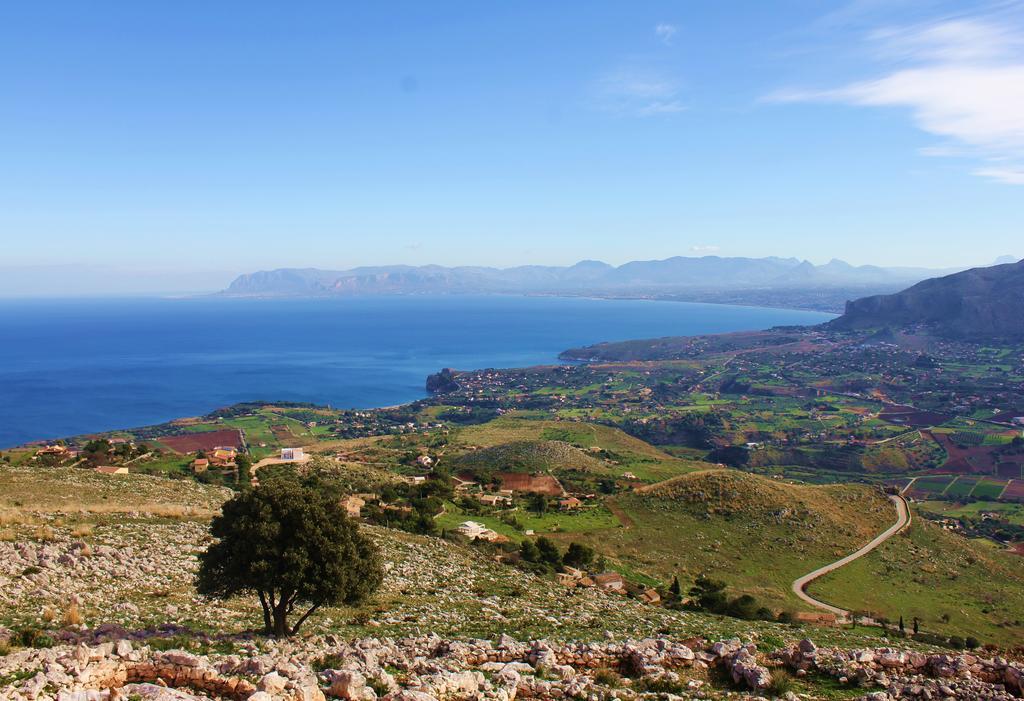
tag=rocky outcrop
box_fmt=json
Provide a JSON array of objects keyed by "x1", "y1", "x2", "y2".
[
  {"x1": 0, "y1": 633, "x2": 788, "y2": 701},
  {"x1": 775, "y1": 639, "x2": 1024, "y2": 700}
]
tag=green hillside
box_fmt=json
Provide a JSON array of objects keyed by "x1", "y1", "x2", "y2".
[
  {"x1": 448, "y1": 415, "x2": 705, "y2": 481},
  {"x1": 449, "y1": 440, "x2": 607, "y2": 475},
  {"x1": 810, "y1": 515, "x2": 1024, "y2": 645},
  {"x1": 550, "y1": 470, "x2": 896, "y2": 611}
]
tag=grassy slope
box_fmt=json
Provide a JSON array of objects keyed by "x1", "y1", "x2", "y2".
[
  {"x1": 449, "y1": 440, "x2": 607, "y2": 474},
  {"x1": 809, "y1": 515, "x2": 1024, "y2": 646},
  {"x1": 0, "y1": 466, "x2": 229, "y2": 518},
  {"x1": 550, "y1": 470, "x2": 895, "y2": 612},
  {"x1": 449, "y1": 415, "x2": 705, "y2": 481}
]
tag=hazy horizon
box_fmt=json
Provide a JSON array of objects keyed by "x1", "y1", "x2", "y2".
[{"x1": 1, "y1": 252, "x2": 1019, "y2": 298}]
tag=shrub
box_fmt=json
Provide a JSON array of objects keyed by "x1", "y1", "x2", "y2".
[
  {"x1": 312, "y1": 653, "x2": 346, "y2": 672},
  {"x1": 63, "y1": 601, "x2": 83, "y2": 627},
  {"x1": 71, "y1": 523, "x2": 94, "y2": 538},
  {"x1": 635, "y1": 676, "x2": 686, "y2": 694},
  {"x1": 592, "y1": 669, "x2": 621, "y2": 687},
  {"x1": 366, "y1": 677, "x2": 391, "y2": 697},
  {"x1": 15, "y1": 627, "x2": 55, "y2": 649},
  {"x1": 766, "y1": 669, "x2": 795, "y2": 697},
  {"x1": 965, "y1": 636, "x2": 981, "y2": 649}
]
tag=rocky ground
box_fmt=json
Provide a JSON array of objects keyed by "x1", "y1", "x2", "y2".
[{"x1": 2, "y1": 632, "x2": 1023, "y2": 701}]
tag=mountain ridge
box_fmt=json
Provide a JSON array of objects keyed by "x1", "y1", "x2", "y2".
[
  {"x1": 223, "y1": 255, "x2": 960, "y2": 298},
  {"x1": 830, "y1": 258, "x2": 1024, "y2": 338}
]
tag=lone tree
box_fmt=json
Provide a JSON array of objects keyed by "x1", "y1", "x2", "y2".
[{"x1": 196, "y1": 474, "x2": 383, "y2": 636}]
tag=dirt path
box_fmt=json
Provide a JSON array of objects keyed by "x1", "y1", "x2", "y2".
[
  {"x1": 605, "y1": 499, "x2": 635, "y2": 529},
  {"x1": 791, "y1": 494, "x2": 911, "y2": 617}
]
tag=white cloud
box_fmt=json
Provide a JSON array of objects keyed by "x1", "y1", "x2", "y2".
[
  {"x1": 973, "y1": 167, "x2": 1024, "y2": 185},
  {"x1": 655, "y1": 23, "x2": 677, "y2": 45},
  {"x1": 594, "y1": 67, "x2": 687, "y2": 117},
  {"x1": 690, "y1": 244, "x2": 720, "y2": 253},
  {"x1": 770, "y1": 16, "x2": 1024, "y2": 184}
]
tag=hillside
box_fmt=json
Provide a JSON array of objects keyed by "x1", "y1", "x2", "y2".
[
  {"x1": 831, "y1": 259, "x2": 1024, "y2": 338},
  {"x1": 446, "y1": 416, "x2": 705, "y2": 482},
  {"x1": 809, "y1": 516, "x2": 1024, "y2": 645},
  {"x1": 0, "y1": 464, "x2": 873, "y2": 645},
  {"x1": 551, "y1": 471, "x2": 897, "y2": 611},
  {"x1": 449, "y1": 440, "x2": 607, "y2": 475}
]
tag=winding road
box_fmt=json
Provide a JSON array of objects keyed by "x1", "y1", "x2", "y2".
[{"x1": 791, "y1": 494, "x2": 912, "y2": 617}]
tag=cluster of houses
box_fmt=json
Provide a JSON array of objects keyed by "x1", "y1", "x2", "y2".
[
  {"x1": 192, "y1": 447, "x2": 238, "y2": 473},
  {"x1": 554, "y1": 567, "x2": 662, "y2": 605}
]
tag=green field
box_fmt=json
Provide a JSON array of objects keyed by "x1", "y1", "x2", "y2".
[
  {"x1": 920, "y1": 500, "x2": 1024, "y2": 525},
  {"x1": 943, "y1": 475, "x2": 979, "y2": 497},
  {"x1": 810, "y1": 517, "x2": 1024, "y2": 646},
  {"x1": 972, "y1": 478, "x2": 1008, "y2": 500}
]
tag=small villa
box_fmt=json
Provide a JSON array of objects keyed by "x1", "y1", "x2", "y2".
[
  {"x1": 455, "y1": 521, "x2": 505, "y2": 542},
  {"x1": 280, "y1": 447, "x2": 305, "y2": 461},
  {"x1": 592, "y1": 572, "x2": 626, "y2": 592}
]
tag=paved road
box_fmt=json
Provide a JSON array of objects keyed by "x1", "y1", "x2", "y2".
[{"x1": 791, "y1": 494, "x2": 911, "y2": 617}]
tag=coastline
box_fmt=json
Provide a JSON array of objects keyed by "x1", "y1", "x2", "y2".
[{"x1": 0, "y1": 296, "x2": 833, "y2": 448}]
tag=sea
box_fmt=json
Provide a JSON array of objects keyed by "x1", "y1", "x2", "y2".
[{"x1": 0, "y1": 295, "x2": 833, "y2": 447}]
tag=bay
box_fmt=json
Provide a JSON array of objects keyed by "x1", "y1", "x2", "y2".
[{"x1": 0, "y1": 295, "x2": 832, "y2": 447}]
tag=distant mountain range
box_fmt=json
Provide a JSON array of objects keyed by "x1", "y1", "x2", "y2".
[
  {"x1": 831, "y1": 258, "x2": 1024, "y2": 339},
  {"x1": 223, "y1": 256, "x2": 964, "y2": 299}
]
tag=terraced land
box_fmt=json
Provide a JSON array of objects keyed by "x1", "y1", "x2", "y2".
[
  {"x1": 943, "y1": 475, "x2": 980, "y2": 498},
  {"x1": 972, "y1": 478, "x2": 1008, "y2": 500},
  {"x1": 906, "y1": 474, "x2": 956, "y2": 500}
]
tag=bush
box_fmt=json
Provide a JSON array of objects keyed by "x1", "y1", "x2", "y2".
[
  {"x1": 635, "y1": 676, "x2": 686, "y2": 695},
  {"x1": 366, "y1": 677, "x2": 391, "y2": 696},
  {"x1": 15, "y1": 627, "x2": 55, "y2": 649},
  {"x1": 312, "y1": 653, "x2": 346, "y2": 672},
  {"x1": 63, "y1": 601, "x2": 83, "y2": 627},
  {"x1": 965, "y1": 636, "x2": 981, "y2": 649},
  {"x1": 766, "y1": 669, "x2": 795, "y2": 697},
  {"x1": 592, "y1": 669, "x2": 621, "y2": 687}
]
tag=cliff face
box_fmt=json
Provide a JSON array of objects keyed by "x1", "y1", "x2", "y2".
[{"x1": 831, "y1": 259, "x2": 1024, "y2": 338}]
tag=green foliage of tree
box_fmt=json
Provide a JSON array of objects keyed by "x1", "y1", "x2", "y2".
[
  {"x1": 196, "y1": 474, "x2": 383, "y2": 636},
  {"x1": 689, "y1": 575, "x2": 728, "y2": 612},
  {"x1": 535, "y1": 536, "x2": 562, "y2": 567},
  {"x1": 530, "y1": 492, "x2": 548, "y2": 516},
  {"x1": 668, "y1": 575, "x2": 682, "y2": 602},
  {"x1": 519, "y1": 539, "x2": 540, "y2": 562},
  {"x1": 726, "y1": 594, "x2": 760, "y2": 620},
  {"x1": 562, "y1": 542, "x2": 595, "y2": 569},
  {"x1": 235, "y1": 453, "x2": 253, "y2": 489}
]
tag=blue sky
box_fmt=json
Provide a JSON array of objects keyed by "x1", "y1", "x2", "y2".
[{"x1": 1, "y1": 0, "x2": 1022, "y2": 285}]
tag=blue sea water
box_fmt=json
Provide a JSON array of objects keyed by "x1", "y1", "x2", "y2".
[{"x1": 0, "y1": 296, "x2": 832, "y2": 447}]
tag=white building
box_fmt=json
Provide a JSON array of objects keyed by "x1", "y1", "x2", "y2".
[{"x1": 280, "y1": 447, "x2": 305, "y2": 461}]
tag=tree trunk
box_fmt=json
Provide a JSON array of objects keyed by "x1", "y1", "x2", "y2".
[
  {"x1": 258, "y1": 591, "x2": 273, "y2": 634},
  {"x1": 272, "y1": 606, "x2": 290, "y2": 636}
]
